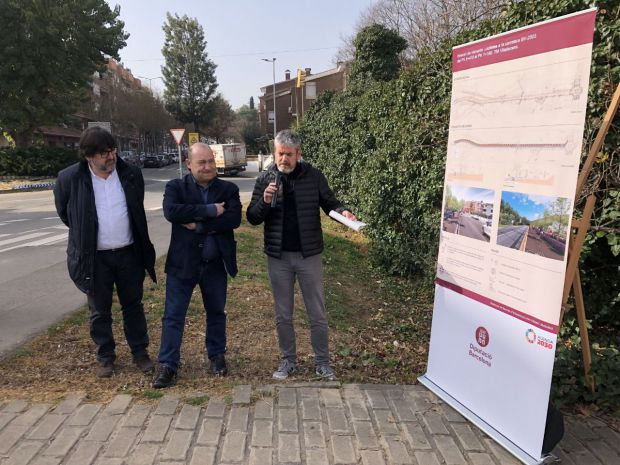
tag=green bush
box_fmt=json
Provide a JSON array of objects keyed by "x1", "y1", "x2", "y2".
[
  {"x1": 299, "y1": 0, "x2": 619, "y2": 410},
  {"x1": 0, "y1": 146, "x2": 78, "y2": 176}
]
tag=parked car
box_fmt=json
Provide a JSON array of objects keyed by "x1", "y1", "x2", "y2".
[
  {"x1": 143, "y1": 154, "x2": 161, "y2": 168},
  {"x1": 119, "y1": 150, "x2": 141, "y2": 167}
]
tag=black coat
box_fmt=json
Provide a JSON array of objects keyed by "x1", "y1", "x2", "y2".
[
  {"x1": 54, "y1": 158, "x2": 157, "y2": 294},
  {"x1": 246, "y1": 161, "x2": 345, "y2": 259},
  {"x1": 163, "y1": 175, "x2": 241, "y2": 280}
]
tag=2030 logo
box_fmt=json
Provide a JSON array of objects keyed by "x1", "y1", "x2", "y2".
[{"x1": 525, "y1": 328, "x2": 553, "y2": 349}]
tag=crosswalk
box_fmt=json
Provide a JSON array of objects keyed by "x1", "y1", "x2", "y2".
[{"x1": 0, "y1": 223, "x2": 68, "y2": 254}]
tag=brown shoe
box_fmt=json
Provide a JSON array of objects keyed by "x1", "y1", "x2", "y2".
[
  {"x1": 96, "y1": 360, "x2": 115, "y2": 378},
  {"x1": 133, "y1": 354, "x2": 154, "y2": 373}
]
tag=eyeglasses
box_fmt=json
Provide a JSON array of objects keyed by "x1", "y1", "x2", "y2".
[{"x1": 97, "y1": 148, "x2": 116, "y2": 158}]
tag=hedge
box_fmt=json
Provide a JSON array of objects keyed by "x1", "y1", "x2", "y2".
[
  {"x1": 299, "y1": 0, "x2": 619, "y2": 411},
  {"x1": 0, "y1": 147, "x2": 78, "y2": 177}
]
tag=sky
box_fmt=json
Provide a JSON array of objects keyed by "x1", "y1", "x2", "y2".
[
  {"x1": 501, "y1": 192, "x2": 560, "y2": 220},
  {"x1": 105, "y1": 0, "x2": 374, "y2": 109},
  {"x1": 449, "y1": 184, "x2": 495, "y2": 203}
]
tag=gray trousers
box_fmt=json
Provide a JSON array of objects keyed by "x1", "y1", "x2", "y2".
[{"x1": 267, "y1": 252, "x2": 330, "y2": 366}]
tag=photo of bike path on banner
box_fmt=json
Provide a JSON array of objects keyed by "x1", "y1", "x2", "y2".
[
  {"x1": 442, "y1": 183, "x2": 495, "y2": 243},
  {"x1": 497, "y1": 191, "x2": 570, "y2": 260}
]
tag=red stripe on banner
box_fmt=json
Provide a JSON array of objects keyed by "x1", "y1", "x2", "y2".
[
  {"x1": 435, "y1": 278, "x2": 559, "y2": 334},
  {"x1": 453, "y1": 10, "x2": 596, "y2": 72}
]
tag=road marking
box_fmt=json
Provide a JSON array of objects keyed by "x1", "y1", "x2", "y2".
[
  {"x1": 0, "y1": 233, "x2": 68, "y2": 253},
  {"x1": 43, "y1": 217, "x2": 59, "y2": 220},
  {"x1": 0, "y1": 234, "x2": 10, "y2": 238},
  {"x1": 0, "y1": 232, "x2": 49, "y2": 247},
  {"x1": 3, "y1": 219, "x2": 29, "y2": 223},
  {"x1": 23, "y1": 232, "x2": 67, "y2": 246}
]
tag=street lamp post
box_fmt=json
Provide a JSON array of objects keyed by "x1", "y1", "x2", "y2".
[
  {"x1": 261, "y1": 58, "x2": 277, "y2": 138},
  {"x1": 136, "y1": 75, "x2": 164, "y2": 92}
]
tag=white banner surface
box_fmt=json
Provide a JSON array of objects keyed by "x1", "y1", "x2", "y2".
[{"x1": 420, "y1": 9, "x2": 596, "y2": 463}]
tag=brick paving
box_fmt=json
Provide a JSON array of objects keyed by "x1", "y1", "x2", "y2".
[{"x1": 0, "y1": 384, "x2": 618, "y2": 465}]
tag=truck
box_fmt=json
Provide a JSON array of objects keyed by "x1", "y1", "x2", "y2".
[{"x1": 209, "y1": 143, "x2": 247, "y2": 176}]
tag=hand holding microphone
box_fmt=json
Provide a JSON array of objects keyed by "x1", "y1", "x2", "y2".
[
  {"x1": 271, "y1": 172, "x2": 282, "y2": 207},
  {"x1": 263, "y1": 171, "x2": 282, "y2": 206}
]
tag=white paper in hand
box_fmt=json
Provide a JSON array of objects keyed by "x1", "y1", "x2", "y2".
[{"x1": 329, "y1": 210, "x2": 366, "y2": 232}]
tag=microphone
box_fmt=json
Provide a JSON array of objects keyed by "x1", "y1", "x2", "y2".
[{"x1": 271, "y1": 171, "x2": 282, "y2": 208}]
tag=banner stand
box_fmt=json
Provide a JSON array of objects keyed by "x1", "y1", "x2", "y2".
[
  {"x1": 419, "y1": 8, "x2": 598, "y2": 464},
  {"x1": 418, "y1": 375, "x2": 554, "y2": 465}
]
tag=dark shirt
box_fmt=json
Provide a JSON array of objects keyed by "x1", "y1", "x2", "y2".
[
  {"x1": 282, "y1": 165, "x2": 302, "y2": 252},
  {"x1": 192, "y1": 176, "x2": 220, "y2": 261}
]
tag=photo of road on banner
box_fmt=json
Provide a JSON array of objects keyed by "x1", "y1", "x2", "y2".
[
  {"x1": 497, "y1": 191, "x2": 570, "y2": 261},
  {"x1": 442, "y1": 183, "x2": 495, "y2": 243}
]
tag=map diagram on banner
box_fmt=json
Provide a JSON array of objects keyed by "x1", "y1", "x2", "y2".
[{"x1": 438, "y1": 39, "x2": 594, "y2": 327}]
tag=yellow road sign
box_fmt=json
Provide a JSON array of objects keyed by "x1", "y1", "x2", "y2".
[{"x1": 188, "y1": 132, "x2": 199, "y2": 146}]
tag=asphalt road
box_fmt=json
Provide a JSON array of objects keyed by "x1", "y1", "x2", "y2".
[
  {"x1": 456, "y1": 214, "x2": 489, "y2": 242},
  {"x1": 0, "y1": 163, "x2": 257, "y2": 358},
  {"x1": 497, "y1": 225, "x2": 528, "y2": 249}
]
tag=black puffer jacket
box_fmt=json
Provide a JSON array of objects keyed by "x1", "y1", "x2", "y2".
[
  {"x1": 247, "y1": 161, "x2": 345, "y2": 258},
  {"x1": 54, "y1": 158, "x2": 157, "y2": 294}
]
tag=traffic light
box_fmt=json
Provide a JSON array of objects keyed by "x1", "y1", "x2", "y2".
[{"x1": 296, "y1": 69, "x2": 304, "y2": 88}]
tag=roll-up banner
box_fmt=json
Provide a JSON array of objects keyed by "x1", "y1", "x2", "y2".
[{"x1": 419, "y1": 8, "x2": 596, "y2": 465}]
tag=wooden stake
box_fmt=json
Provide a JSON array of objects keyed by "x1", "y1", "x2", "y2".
[{"x1": 560, "y1": 81, "x2": 620, "y2": 392}]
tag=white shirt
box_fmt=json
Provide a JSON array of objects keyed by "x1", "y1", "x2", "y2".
[{"x1": 89, "y1": 166, "x2": 133, "y2": 250}]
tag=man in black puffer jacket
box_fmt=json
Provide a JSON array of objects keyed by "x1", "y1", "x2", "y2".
[
  {"x1": 247, "y1": 129, "x2": 357, "y2": 381},
  {"x1": 54, "y1": 127, "x2": 157, "y2": 378}
]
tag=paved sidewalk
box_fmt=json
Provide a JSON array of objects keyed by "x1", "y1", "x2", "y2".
[{"x1": 0, "y1": 384, "x2": 618, "y2": 465}]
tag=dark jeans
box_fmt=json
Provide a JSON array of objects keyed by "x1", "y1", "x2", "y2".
[
  {"x1": 87, "y1": 245, "x2": 148, "y2": 363},
  {"x1": 158, "y1": 259, "x2": 228, "y2": 372}
]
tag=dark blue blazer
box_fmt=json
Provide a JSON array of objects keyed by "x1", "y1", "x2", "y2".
[{"x1": 163, "y1": 174, "x2": 241, "y2": 280}]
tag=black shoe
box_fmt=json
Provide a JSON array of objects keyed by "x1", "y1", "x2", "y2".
[
  {"x1": 133, "y1": 353, "x2": 155, "y2": 373},
  {"x1": 96, "y1": 360, "x2": 115, "y2": 378},
  {"x1": 153, "y1": 365, "x2": 176, "y2": 389},
  {"x1": 209, "y1": 354, "x2": 228, "y2": 376}
]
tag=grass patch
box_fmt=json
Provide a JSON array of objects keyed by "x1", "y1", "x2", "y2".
[
  {"x1": 185, "y1": 395, "x2": 209, "y2": 406},
  {"x1": 142, "y1": 389, "x2": 165, "y2": 400},
  {"x1": 0, "y1": 207, "x2": 433, "y2": 402}
]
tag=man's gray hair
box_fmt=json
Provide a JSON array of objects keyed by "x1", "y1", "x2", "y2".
[{"x1": 275, "y1": 129, "x2": 301, "y2": 148}]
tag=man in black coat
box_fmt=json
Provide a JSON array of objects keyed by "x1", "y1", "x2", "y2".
[
  {"x1": 247, "y1": 129, "x2": 356, "y2": 381},
  {"x1": 54, "y1": 127, "x2": 157, "y2": 378},
  {"x1": 153, "y1": 143, "x2": 241, "y2": 388}
]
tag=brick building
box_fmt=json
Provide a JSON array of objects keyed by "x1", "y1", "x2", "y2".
[
  {"x1": 258, "y1": 63, "x2": 349, "y2": 137},
  {"x1": 39, "y1": 59, "x2": 144, "y2": 148}
]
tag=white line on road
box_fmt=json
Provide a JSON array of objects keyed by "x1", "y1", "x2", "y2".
[
  {"x1": 0, "y1": 232, "x2": 49, "y2": 247},
  {"x1": 0, "y1": 232, "x2": 68, "y2": 253},
  {"x1": 3, "y1": 219, "x2": 29, "y2": 223},
  {"x1": 43, "y1": 217, "x2": 59, "y2": 220}
]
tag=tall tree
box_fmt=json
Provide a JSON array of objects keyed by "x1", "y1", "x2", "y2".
[
  {"x1": 249, "y1": 96, "x2": 255, "y2": 110},
  {"x1": 202, "y1": 95, "x2": 235, "y2": 143},
  {"x1": 234, "y1": 104, "x2": 261, "y2": 153},
  {"x1": 161, "y1": 13, "x2": 218, "y2": 132},
  {"x1": 350, "y1": 24, "x2": 407, "y2": 81},
  {"x1": 0, "y1": 0, "x2": 127, "y2": 147},
  {"x1": 335, "y1": 0, "x2": 505, "y2": 63}
]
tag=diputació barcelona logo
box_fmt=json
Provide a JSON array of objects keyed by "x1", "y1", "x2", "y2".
[{"x1": 475, "y1": 326, "x2": 489, "y2": 347}]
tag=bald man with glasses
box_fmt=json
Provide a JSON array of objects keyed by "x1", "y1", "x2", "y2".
[{"x1": 54, "y1": 127, "x2": 157, "y2": 378}]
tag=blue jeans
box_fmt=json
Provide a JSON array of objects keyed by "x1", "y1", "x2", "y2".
[{"x1": 157, "y1": 259, "x2": 228, "y2": 372}]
